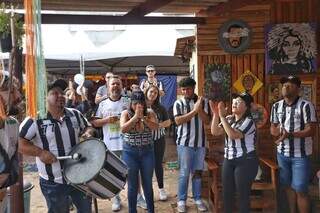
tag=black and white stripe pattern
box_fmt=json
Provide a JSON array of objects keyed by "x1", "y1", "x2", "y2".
[
  {"x1": 19, "y1": 108, "x2": 90, "y2": 184},
  {"x1": 173, "y1": 96, "x2": 209, "y2": 147},
  {"x1": 270, "y1": 97, "x2": 317, "y2": 157},
  {"x1": 224, "y1": 116, "x2": 256, "y2": 159},
  {"x1": 151, "y1": 105, "x2": 169, "y2": 141}
]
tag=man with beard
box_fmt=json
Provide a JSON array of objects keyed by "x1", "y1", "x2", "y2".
[
  {"x1": 91, "y1": 76, "x2": 129, "y2": 211},
  {"x1": 19, "y1": 79, "x2": 95, "y2": 213},
  {"x1": 270, "y1": 76, "x2": 317, "y2": 213},
  {"x1": 227, "y1": 25, "x2": 243, "y2": 48},
  {"x1": 0, "y1": 70, "x2": 20, "y2": 212}
]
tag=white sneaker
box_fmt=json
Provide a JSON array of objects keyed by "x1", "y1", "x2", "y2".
[
  {"x1": 137, "y1": 194, "x2": 147, "y2": 209},
  {"x1": 195, "y1": 200, "x2": 207, "y2": 212},
  {"x1": 159, "y1": 188, "x2": 167, "y2": 201},
  {"x1": 177, "y1": 201, "x2": 186, "y2": 213},
  {"x1": 112, "y1": 195, "x2": 121, "y2": 212}
]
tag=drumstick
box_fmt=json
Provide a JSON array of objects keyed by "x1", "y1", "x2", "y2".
[{"x1": 57, "y1": 153, "x2": 81, "y2": 161}]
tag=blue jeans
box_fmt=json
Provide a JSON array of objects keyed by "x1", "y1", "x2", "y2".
[
  {"x1": 122, "y1": 143, "x2": 155, "y2": 213},
  {"x1": 177, "y1": 145, "x2": 205, "y2": 202},
  {"x1": 277, "y1": 153, "x2": 311, "y2": 192},
  {"x1": 40, "y1": 178, "x2": 92, "y2": 213}
]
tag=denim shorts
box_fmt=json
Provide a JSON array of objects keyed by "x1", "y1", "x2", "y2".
[{"x1": 277, "y1": 153, "x2": 310, "y2": 192}]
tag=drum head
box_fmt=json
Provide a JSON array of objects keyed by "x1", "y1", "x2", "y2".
[{"x1": 63, "y1": 139, "x2": 106, "y2": 184}]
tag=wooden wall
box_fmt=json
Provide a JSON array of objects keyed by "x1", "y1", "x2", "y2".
[{"x1": 197, "y1": 0, "x2": 320, "y2": 164}]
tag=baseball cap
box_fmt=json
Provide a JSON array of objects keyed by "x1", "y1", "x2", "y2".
[
  {"x1": 280, "y1": 75, "x2": 301, "y2": 87},
  {"x1": 232, "y1": 92, "x2": 253, "y2": 108},
  {"x1": 47, "y1": 79, "x2": 68, "y2": 92}
]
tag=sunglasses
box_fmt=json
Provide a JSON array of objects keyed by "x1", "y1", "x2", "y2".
[{"x1": 146, "y1": 70, "x2": 155, "y2": 73}]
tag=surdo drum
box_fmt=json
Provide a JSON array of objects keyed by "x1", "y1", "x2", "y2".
[{"x1": 63, "y1": 138, "x2": 128, "y2": 199}]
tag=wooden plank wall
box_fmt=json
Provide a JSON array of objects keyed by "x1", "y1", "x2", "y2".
[{"x1": 197, "y1": 0, "x2": 320, "y2": 163}]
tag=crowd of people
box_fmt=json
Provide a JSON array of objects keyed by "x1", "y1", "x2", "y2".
[{"x1": 0, "y1": 61, "x2": 317, "y2": 213}]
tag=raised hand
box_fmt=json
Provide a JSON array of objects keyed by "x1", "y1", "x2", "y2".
[
  {"x1": 209, "y1": 100, "x2": 219, "y2": 115},
  {"x1": 218, "y1": 101, "x2": 228, "y2": 118},
  {"x1": 194, "y1": 96, "x2": 203, "y2": 112},
  {"x1": 134, "y1": 104, "x2": 144, "y2": 120}
]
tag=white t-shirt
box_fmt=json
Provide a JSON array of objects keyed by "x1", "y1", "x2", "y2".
[
  {"x1": 0, "y1": 117, "x2": 19, "y2": 159},
  {"x1": 95, "y1": 96, "x2": 129, "y2": 151},
  {"x1": 0, "y1": 117, "x2": 19, "y2": 173}
]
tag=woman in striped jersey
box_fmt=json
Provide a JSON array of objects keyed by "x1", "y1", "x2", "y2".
[
  {"x1": 145, "y1": 85, "x2": 171, "y2": 201},
  {"x1": 210, "y1": 92, "x2": 259, "y2": 213}
]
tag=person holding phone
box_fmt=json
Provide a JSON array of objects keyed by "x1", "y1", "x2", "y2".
[{"x1": 120, "y1": 91, "x2": 158, "y2": 213}]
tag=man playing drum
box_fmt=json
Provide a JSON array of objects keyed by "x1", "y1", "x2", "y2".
[
  {"x1": 91, "y1": 76, "x2": 129, "y2": 211},
  {"x1": 19, "y1": 79, "x2": 95, "y2": 213}
]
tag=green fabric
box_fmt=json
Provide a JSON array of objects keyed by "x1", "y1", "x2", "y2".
[{"x1": 34, "y1": 0, "x2": 47, "y2": 118}]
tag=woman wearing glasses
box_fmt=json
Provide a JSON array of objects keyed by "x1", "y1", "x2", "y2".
[{"x1": 210, "y1": 92, "x2": 258, "y2": 213}]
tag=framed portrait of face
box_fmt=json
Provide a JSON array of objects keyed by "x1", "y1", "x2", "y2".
[
  {"x1": 204, "y1": 63, "x2": 231, "y2": 102},
  {"x1": 268, "y1": 83, "x2": 282, "y2": 104},
  {"x1": 299, "y1": 84, "x2": 312, "y2": 102},
  {"x1": 265, "y1": 23, "x2": 317, "y2": 75},
  {"x1": 218, "y1": 20, "x2": 252, "y2": 54}
]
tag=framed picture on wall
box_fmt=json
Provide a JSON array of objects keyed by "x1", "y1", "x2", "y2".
[
  {"x1": 268, "y1": 83, "x2": 282, "y2": 104},
  {"x1": 300, "y1": 84, "x2": 313, "y2": 102},
  {"x1": 265, "y1": 23, "x2": 317, "y2": 75},
  {"x1": 204, "y1": 64, "x2": 231, "y2": 102}
]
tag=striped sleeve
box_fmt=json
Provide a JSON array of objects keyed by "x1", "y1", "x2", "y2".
[
  {"x1": 173, "y1": 100, "x2": 182, "y2": 117},
  {"x1": 270, "y1": 103, "x2": 279, "y2": 124},
  {"x1": 236, "y1": 118, "x2": 255, "y2": 135},
  {"x1": 19, "y1": 117, "x2": 36, "y2": 141},
  {"x1": 303, "y1": 102, "x2": 317, "y2": 123}
]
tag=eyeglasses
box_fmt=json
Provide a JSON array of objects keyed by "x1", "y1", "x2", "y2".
[
  {"x1": 146, "y1": 70, "x2": 155, "y2": 73},
  {"x1": 232, "y1": 99, "x2": 245, "y2": 106}
]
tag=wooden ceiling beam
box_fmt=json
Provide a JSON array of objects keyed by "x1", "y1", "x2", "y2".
[
  {"x1": 198, "y1": 0, "x2": 269, "y2": 16},
  {"x1": 40, "y1": 14, "x2": 206, "y2": 25},
  {"x1": 124, "y1": 0, "x2": 175, "y2": 17}
]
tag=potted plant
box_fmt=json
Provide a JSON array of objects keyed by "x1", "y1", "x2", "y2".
[{"x1": 0, "y1": 3, "x2": 24, "y2": 52}]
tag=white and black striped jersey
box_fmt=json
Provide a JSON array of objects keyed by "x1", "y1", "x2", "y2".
[
  {"x1": 19, "y1": 108, "x2": 91, "y2": 184},
  {"x1": 173, "y1": 96, "x2": 209, "y2": 147},
  {"x1": 151, "y1": 105, "x2": 169, "y2": 141},
  {"x1": 224, "y1": 116, "x2": 256, "y2": 159},
  {"x1": 270, "y1": 97, "x2": 317, "y2": 157}
]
